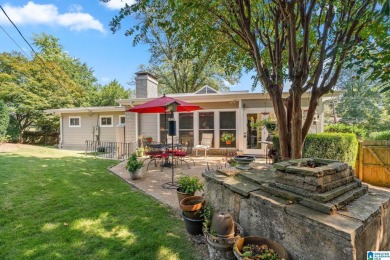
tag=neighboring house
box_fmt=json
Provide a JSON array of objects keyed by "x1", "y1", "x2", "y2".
[{"x1": 47, "y1": 71, "x2": 341, "y2": 156}]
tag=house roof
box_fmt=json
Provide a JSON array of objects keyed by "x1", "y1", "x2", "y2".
[
  {"x1": 45, "y1": 106, "x2": 126, "y2": 116},
  {"x1": 117, "y1": 91, "x2": 343, "y2": 106}
]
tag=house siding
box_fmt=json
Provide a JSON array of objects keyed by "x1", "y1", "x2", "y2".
[{"x1": 61, "y1": 112, "x2": 125, "y2": 147}]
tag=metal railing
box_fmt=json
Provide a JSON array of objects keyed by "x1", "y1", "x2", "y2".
[{"x1": 85, "y1": 140, "x2": 137, "y2": 160}]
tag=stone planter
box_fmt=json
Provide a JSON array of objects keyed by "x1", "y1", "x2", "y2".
[
  {"x1": 130, "y1": 169, "x2": 142, "y2": 180},
  {"x1": 233, "y1": 236, "x2": 289, "y2": 260},
  {"x1": 204, "y1": 222, "x2": 243, "y2": 260},
  {"x1": 233, "y1": 155, "x2": 255, "y2": 170}
]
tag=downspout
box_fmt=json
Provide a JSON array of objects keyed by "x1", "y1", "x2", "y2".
[{"x1": 60, "y1": 115, "x2": 63, "y2": 148}]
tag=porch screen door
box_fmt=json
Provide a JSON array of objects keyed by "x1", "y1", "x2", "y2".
[{"x1": 243, "y1": 112, "x2": 266, "y2": 155}]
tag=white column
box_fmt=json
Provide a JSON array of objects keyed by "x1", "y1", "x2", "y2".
[
  {"x1": 194, "y1": 111, "x2": 199, "y2": 146},
  {"x1": 237, "y1": 101, "x2": 243, "y2": 151},
  {"x1": 215, "y1": 111, "x2": 220, "y2": 148}
]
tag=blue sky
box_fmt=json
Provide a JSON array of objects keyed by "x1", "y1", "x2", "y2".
[{"x1": 0, "y1": 0, "x2": 256, "y2": 92}]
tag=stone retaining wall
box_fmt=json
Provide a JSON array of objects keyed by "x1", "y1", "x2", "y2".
[{"x1": 203, "y1": 170, "x2": 390, "y2": 260}]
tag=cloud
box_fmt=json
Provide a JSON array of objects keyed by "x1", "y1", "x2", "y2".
[
  {"x1": 68, "y1": 4, "x2": 83, "y2": 13},
  {"x1": 0, "y1": 1, "x2": 104, "y2": 32},
  {"x1": 102, "y1": 0, "x2": 136, "y2": 10}
]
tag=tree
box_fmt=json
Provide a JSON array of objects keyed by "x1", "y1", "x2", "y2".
[
  {"x1": 336, "y1": 71, "x2": 388, "y2": 131},
  {"x1": 32, "y1": 33, "x2": 99, "y2": 106},
  {"x1": 0, "y1": 99, "x2": 9, "y2": 138},
  {"x1": 107, "y1": 0, "x2": 240, "y2": 94},
  {"x1": 0, "y1": 51, "x2": 83, "y2": 141},
  {"x1": 93, "y1": 80, "x2": 129, "y2": 106},
  {"x1": 346, "y1": 7, "x2": 390, "y2": 93},
  {"x1": 106, "y1": 0, "x2": 381, "y2": 159}
]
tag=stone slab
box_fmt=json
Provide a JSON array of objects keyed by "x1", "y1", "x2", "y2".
[
  {"x1": 217, "y1": 168, "x2": 240, "y2": 177},
  {"x1": 327, "y1": 162, "x2": 349, "y2": 172},
  {"x1": 257, "y1": 183, "x2": 302, "y2": 203},
  {"x1": 313, "y1": 158, "x2": 340, "y2": 165},
  {"x1": 273, "y1": 161, "x2": 291, "y2": 171},
  {"x1": 275, "y1": 176, "x2": 318, "y2": 191},
  {"x1": 338, "y1": 185, "x2": 390, "y2": 224},
  {"x1": 203, "y1": 171, "x2": 230, "y2": 184},
  {"x1": 238, "y1": 169, "x2": 275, "y2": 186},
  {"x1": 222, "y1": 175, "x2": 262, "y2": 197},
  {"x1": 285, "y1": 203, "x2": 363, "y2": 241},
  {"x1": 285, "y1": 166, "x2": 323, "y2": 177},
  {"x1": 331, "y1": 185, "x2": 368, "y2": 210},
  {"x1": 311, "y1": 181, "x2": 360, "y2": 202},
  {"x1": 299, "y1": 198, "x2": 337, "y2": 214},
  {"x1": 271, "y1": 182, "x2": 313, "y2": 197},
  {"x1": 317, "y1": 176, "x2": 355, "y2": 192}
]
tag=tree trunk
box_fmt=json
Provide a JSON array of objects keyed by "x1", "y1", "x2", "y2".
[
  {"x1": 290, "y1": 89, "x2": 303, "y2": 159},
  {"x1": 268, "y1": 84, "x2": 290, "y2": 160}
]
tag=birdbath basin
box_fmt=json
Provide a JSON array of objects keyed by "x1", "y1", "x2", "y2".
[{"x1": 233, "y1": 155, "x2": 255, "y2": 170}]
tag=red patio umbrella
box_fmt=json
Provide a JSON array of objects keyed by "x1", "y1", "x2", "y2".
[{"x1": 127, "y1": 94, "x2": 202, "y2": 189}]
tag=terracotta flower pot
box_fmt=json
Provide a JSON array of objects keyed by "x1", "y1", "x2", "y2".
[
  {"x1": 179, "y1": 196, "x2": 205, "y2": 212},
  {"x1": 176, "y1": 188, "x2": 194, "y2": 204},
  {"x1": 226, "y1": 140, "x2": 232, "y2": 145},
  {"x1": 210, "y1": 212, "x2": 235, "y2": 239}
]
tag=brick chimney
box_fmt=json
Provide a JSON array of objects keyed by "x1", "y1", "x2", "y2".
[{"x1": 135, "y1": 71, "x2": 158, "y2": 98}]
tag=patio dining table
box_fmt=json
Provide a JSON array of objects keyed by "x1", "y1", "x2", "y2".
[{"x1": 145, "y1": 143, "x2": 183, "y2": 170}]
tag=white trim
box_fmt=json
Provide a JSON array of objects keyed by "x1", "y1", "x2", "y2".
[
  {"x1": 119, "y1": 115, "x2": 125, "y2": 124},
  {"x1": 100, "y1": 115, "x2": 113, "y2": 127},
  {"x1": 60, "y1": 116, "x2": 63, "y2": 147},
  {"x1": 69, "y1": 116, "x2": 81, "y2": 127}
]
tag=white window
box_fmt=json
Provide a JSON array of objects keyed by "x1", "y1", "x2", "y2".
[
  {"x1": 119, "y1": 115, "x2": 125, "y2": 124},
  {"x1": 100, "y1": 116, "x2": 113, "y2": 127},
  {"x1": 69, "y1": 116, "x2": 81, "y2": 127}
]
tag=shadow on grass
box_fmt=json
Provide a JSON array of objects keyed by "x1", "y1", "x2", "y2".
[{"x1": 0, "y1": 153, "x2": 202, "y2": 260}]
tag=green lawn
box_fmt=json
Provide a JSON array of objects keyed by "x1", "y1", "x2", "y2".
[{"x1": 0, "y1": 145, "x2": 201, "y2": 259}]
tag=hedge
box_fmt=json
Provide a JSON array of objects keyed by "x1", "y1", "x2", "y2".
[
  {"x1": 324, "y1": 123, "x2": 366, "y2": 140},
  {"x1": 367, "y1": 130, "x2": 390, "y2": 140},
  {"x1": 272, "y1": 133, "x2": 358, "y2": 166}
]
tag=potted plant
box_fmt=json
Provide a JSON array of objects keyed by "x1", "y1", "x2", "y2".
[
  {"x1": 136, "y1": 147, "x2": 144, "y2": 157},
  {"x1": 220, "y1": 132, "x2": 235, "y2": 145},
  {"x1": 233, "y1": 236, "x2": 289, "y2": 260},
  {"x1": 146, "y1": 136, "x2": 153, "y2": 143},
  {"x1": 262, "y1": 118, "x2": 277, "y2": 134},
  {"x1": 126, "y1": 153, "x2": 143, "y2": 180},
  {"x1": 180, "y1": 195, "x2": 205, "y2": 219},
  {"x1": 176, "y1": 175, "x2": 204, "y2": 204}
]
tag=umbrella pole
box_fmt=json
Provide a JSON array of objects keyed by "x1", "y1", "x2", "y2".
[
  {"x1": 171, "y1": 135, "x2": 174, "y2": 184},
  {"x1": 162, "y1": 116, "x2": 177, "y2": 189}
]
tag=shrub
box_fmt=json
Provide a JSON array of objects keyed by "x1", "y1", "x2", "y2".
[
  {"x1": 126, "y1": 153, "x2": 143, "y2": 172},
  {"x1": 325, "y1": 123, "x2": 366, "y2": 140},
  {"x1": 177, "y1": 176, "x2": 204, "y2": 194},
  {"x1": 368, "y1": 130, "x2": 390, "y2": 140},
  {"x1": 272, "y1": 133, "x2": 358, "y2": 166}
]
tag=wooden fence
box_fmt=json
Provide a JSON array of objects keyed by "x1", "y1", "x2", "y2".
[{"x1": 355, "y1": 140, "x2": 390, "y2": 187}]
